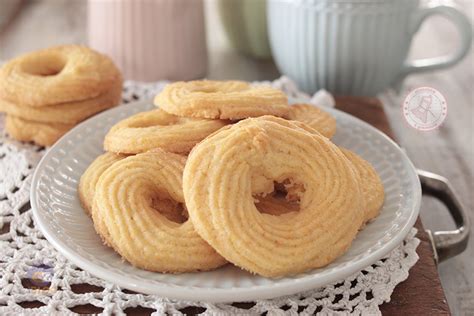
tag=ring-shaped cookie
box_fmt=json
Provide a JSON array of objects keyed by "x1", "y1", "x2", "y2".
[
  {"x1": 93, "y1": 150, "x2": 226, "y2": 272},
  {"x1": 184, "y1": 116, "x2": 364, "y2": 277},
  {"x1": 104, "y1": 109, "x2": 228, "y2": 154},
  {"x1": 154, "y1": 80, "x2": 289, "y2": 119},
  {"x1": 0, "y1": 79, "x2": 122, "y2": 124},
  {"x1": 79, "y1": 152, "x2": 188, "y2": 245},
  {"x1": 0, "y1": 45, "x2": 121, "y2": 106}
]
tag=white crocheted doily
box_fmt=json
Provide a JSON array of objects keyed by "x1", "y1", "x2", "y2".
[{"x1": 0, "y1": 77, "x2": 419, "y2": 315}]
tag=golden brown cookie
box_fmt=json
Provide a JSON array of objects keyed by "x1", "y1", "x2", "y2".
[
  {"x1": 5, "y1": 115, "x2": 74, "y2": 146},
  {"x1": 79, "y1": 151, "x2": 186, "y2": 239},
  {"x1": 93, "y1": 150, "x2": 226, "y2": 273},
  {"x1": 0, "y1": 78, "x2": 122, "y2": 124},
  {"x1": 0, "y1": 45, "x2": 122, "y2": 106},
  {"x1": 341, "y1": 148, "x2": 384, "y2": 223},
  {"x1": 78, "y1": 152, "x2": 125, "y2": 215},
  {"x1": 104, "y1": 109, "x2": 228, "y2": 154},
  {"x1": 183, "y1": 116, "x2": 364, "y2": 277},
  {"x1": 154, "y1": 80, "x2": 289, "y2": 120},
  {"x1": 288, "y1": 103, "x2": 336, "y2": 138}
]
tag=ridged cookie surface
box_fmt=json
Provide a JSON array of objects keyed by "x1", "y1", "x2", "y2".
[
  {"x1": 78, "y1": 152, "x2": 125, "y2": 215},
  {"x1": 0, "y1": 45, "x2": 122, "y2": 106},
  {"x1": 93, "y1": 150, "x2": 226, "y2": 273},
  {"x1": 104, "y1": 109, "x2": 228, "y2": 154},
  {"x1": 183, "y1": 116, "x2": 364, "y2": 277},
  {"x1": 154, "y1": 80, "x2": 289, "y2": 119},
  {"x1": 0, "y1": 78, "x2": 122, "y2": 124},
  {"x1": 341, "y1": 148, "x2": 385, "y2": 223}
]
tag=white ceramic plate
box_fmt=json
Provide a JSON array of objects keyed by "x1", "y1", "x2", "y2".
[{"x1": 31, "y1": 100, "x2": 421, "y2": 303}]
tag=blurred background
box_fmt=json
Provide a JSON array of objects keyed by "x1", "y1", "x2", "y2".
[
  {"x1": 0, "y1": 0, "x2": 280, "y2": 81},
  {"x1": 0, "y1": 0, "x2": 473, "y2": 313}
]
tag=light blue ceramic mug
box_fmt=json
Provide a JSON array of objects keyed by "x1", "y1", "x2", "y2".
[{"x1": 267, "y1": 0, "x2": 472, "y2": 95}]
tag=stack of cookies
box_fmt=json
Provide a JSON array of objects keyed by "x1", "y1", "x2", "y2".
[
  {"x1": 79, "y1": 80, "x2": 384, "y2": 277},
  {"x1": 102, "y1": 80, "x2": 337, "y2": 155},
  {"x1": 0, "y1": 45, "x2": 122, "y2": 146}
]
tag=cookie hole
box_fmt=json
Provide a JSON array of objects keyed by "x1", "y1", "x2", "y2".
[
  {"x1": 255, "y1": 193, "x2": 300, "y2": 216},
  {"x1": 22, "y1": 53, "x2": 66, "y2": 77},
  {"x1": 150, "y1": 193, "x2": 188, "y2": 224},
  {"x1": 254, "y1": 179, "x2": 303, "y2": 216}
]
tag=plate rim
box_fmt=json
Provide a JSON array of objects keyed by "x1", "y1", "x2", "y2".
[{"x1": 31, "y1": 100, "x2": 421, "y2": 303}]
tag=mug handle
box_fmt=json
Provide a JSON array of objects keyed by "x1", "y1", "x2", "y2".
[{"x1": 396, "y1": 3, "x2": 472, "y2": 82}]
